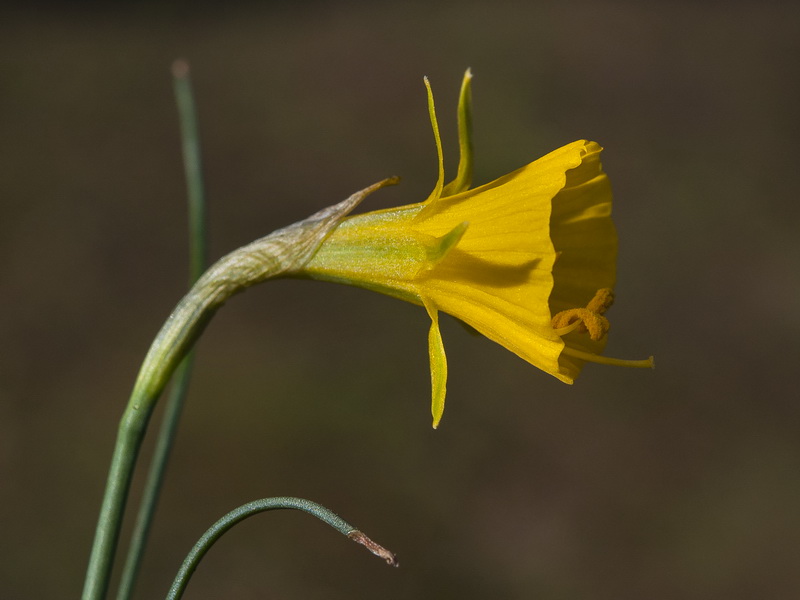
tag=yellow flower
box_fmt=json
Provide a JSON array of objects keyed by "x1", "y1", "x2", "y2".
[{"x1": 302, "y1": 71, "x2": 652, "y2": 427}]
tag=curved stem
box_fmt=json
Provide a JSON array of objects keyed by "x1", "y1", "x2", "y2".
[
  {"x1": 166, "y1": 497, "x2": 398, "y2": 600},
  {"x1": 81, "y1": 178, "x2": 396, "y2": 600}
]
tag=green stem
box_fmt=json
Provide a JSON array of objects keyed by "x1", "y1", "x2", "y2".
[
  {"x1": 81, "y1": 177, "x2": 396, "y2": 600},
  {"x1": 115, "y1": 59, "x2": 208, "y2": 600},
  {"x1": 115, "y1": 358, "x2": 194, "y2": 600},
  {"x1": 81, "y1": 309, "x2": 217, "y2": 600},
  {"x1": 166, "y1": 497, "x2": 398, "y2": 600}
]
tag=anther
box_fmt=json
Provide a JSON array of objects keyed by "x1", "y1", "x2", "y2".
[
  {"x1": 551, "y1": 288, "x2": 614, "y2": 341},
  {"x1": 552, "y1": 287, "x2": 654, "y2": 370},
  {"x1": 586, "y1": 288, "x2": 614, "y2": 314}
]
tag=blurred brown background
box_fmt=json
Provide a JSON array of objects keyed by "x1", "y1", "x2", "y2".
[{"x1": 2, "y1": 1, "x2": 799, "y2": 598}]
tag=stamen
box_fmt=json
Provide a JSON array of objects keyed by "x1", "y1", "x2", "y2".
[
  {"x1": 562, "y1": 346, "x2": 654, "y2": 369},
  {"x1": 586, "y1": 288, "x2": 614, "y2": 314},
  {"x1": 553, "y1": 319, "x2": 582, "y2": 336},
  {"x1": 551, "y1": 288, "x2": 615, "y2": 341},
  {"x1": 553, "y1": 287, "x2": 653, "y2": 369},
  {"x1": 552, "y1": 308, "x2": 609, "y2": 341}
]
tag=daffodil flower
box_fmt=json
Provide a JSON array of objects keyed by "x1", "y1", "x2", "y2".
[
  {"x1": 302, "y1": 70, "x2": 653, "y2": 427},
  {"x1": 83, "y1": 71, "x2": 656, "y2": 600}
]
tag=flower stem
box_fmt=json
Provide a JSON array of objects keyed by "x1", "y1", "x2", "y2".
[
  {"x1": 166, "y1": 497, "x2": 398, "y2": 600},
  {"x1": 115, "y1": 59, "x2": 209, "y2": 600},
  {"x1": 81, "y1": 178, "x2": 395, "y2": 600}
]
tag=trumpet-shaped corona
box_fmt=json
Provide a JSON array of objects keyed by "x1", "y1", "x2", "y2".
[{"x1": 301, "y1": 71, "x2": 652, "y2": 427}]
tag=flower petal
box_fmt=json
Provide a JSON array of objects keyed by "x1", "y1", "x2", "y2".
[
  {"x1": 548, "y1": 142, "x2": 617, "y2": 379},
  {"x1": 423, "y1": 77, "x2": 445, "y2": 204},
  {"x1": 410, "y1": 141, "x2": 596, "y2": 380},
  {"x1": 424, "y1": 299, "x2": 447, "y2": 429},
  {"x1": 441, "y1": 69, "x2": 474, "y2": 197}
]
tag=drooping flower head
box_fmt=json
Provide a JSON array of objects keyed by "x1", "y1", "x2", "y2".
[{"x1": 301, "y1": 71, "x2": 652, "y2": 427}]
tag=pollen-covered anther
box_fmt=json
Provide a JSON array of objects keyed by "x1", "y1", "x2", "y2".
[
  {"x1": 586, "y1": 287, "x2": 614, "y2": 315},
  {"x1": 554, "y1": 289, "x2": 653, "y2": 369},
  {"x1": 551, "y1": 308, "x2": 610, "y2": 341},
  {"x1": 551, "y1": 288, "x2": 615, "y2": 341}
]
